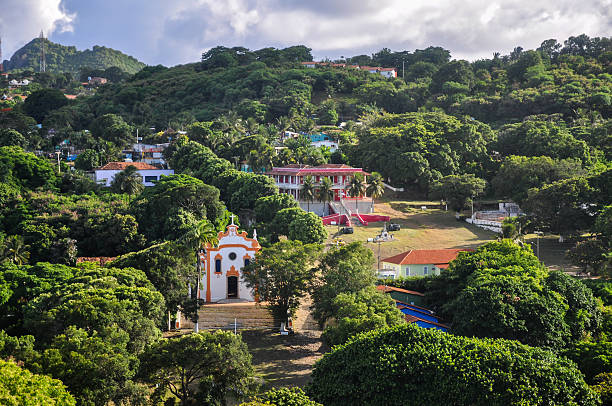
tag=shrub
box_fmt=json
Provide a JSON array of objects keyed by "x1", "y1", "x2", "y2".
[{"x1": 308, "y1": 324, "x2": 598, "y2": 406}]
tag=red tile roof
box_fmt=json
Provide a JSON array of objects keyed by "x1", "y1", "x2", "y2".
[
  {"x1": 376, "y1": 285, "x2": 424, "y2": 296},
  {"x1": 268, "y1": 164, "x2": 368, "y2": 177},
  {"x1": 97, "y1": 162, "x2": 158, "y2": 170},
  {"x1": 382, "y1": 249, "x2": 472, "y2": 266}
]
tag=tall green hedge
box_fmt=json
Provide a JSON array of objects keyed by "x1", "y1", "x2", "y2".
[{"x1": 308, "y1": 324, "x2": 599, "y2": 406}]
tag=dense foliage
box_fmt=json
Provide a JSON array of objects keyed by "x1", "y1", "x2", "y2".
[{"x1": 308, "y1": 324, "x2": 599, "y2": 406}]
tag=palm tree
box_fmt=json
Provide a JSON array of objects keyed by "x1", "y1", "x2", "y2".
[
  {"x1": 366, "y1": 172, "x2": 385, "y2": 212},
  {"x1": 317, "y1": 177, "x2": 334, "y2": 216},
  {"x1": 180, "y1": 219, "x2": 219, "y2": 332},
  {"x1": 347, "y1": 173, "x2": 366, "y2": 213},
  {"x1": 3, "y1": 235, "x2": 30, "y2": 265},
  {"x1": 301, "y1": 175, "x2": 315, "y2": 212},
  {"x1": 110, "y1": 165, "x2": 144, "y2": 196}
]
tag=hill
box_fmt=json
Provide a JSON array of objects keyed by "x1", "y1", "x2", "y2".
[{"x1": 3, "y1": 37, "x2": 146, "y2": 75}]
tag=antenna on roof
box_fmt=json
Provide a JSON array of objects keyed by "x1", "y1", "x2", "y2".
[{"x1": 39, "y1": 30, "x2": 46, "y2": 73}]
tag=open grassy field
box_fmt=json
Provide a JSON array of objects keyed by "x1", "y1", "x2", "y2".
[
  {"x1": 324, "y1": 199, "x2": 580, "y2": 271},
  {"x1": 325, "y1": 201, "x2": 496, "y2": 265}
]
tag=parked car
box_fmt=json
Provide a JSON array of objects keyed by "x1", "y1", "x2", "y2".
[
  {"x1": 388, "y1": 223, "x2": 401, "y2": 231},
  {"x1": 342, "y1": 227, "x2": 354, "y2": 234}
]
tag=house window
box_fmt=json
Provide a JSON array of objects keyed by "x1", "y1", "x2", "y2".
[
  {"x1": 144, "y1": 175, "x2": 157, "y2": 182},
  {"x1": 215, "y1": 259, "x2": 222, "y2": 273},
  {"x1": 406, "y1": 267, "x2": 410, "y2": 277},
  {"x1": 423, "y1": 266, "x2": 428, "y2": 275},
  {"x1": 229, "y1": 252, "x2": 237, "y2": 260}
]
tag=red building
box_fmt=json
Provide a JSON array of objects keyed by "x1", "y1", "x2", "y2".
[{"x1": 267, "y1": 164, "x2": 369, "y2": 201}]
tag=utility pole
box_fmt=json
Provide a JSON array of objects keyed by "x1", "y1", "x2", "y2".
[
  {"x1": 54, "y1": 151, "x2": 61, "y2": 173},
  {"x1": 0, "y1": 35, "x2": 3, "y2": 73},
  {"x1": 402, "y1": 59, "x2": 405, "y2": 79}
]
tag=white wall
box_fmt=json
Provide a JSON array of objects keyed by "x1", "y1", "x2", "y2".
[
  {"x1": 200, "y1": 226, "x2": 259, "y2": 302},
  {"x1": 94, "y1": 169, "x2": 174, "y2": 187}
]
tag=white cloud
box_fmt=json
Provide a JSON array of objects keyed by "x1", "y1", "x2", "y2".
[
  {"x1": 154, "y1": 0, "x2": 612, "y2": 64},
  {"x1": 2, "y1": 0, "x2": 611, "y2": 66},
  {"x1": 0, "y1": 0, "x2": 75, "y2": 60}
]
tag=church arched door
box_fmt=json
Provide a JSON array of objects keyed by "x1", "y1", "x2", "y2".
[{"x1": 227, "y1": 276, "x2": 238, "y2": 298}]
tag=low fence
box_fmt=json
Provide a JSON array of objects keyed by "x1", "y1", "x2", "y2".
[{"x1": 466, "y1": 218, "x2": 502, "y2": 233}]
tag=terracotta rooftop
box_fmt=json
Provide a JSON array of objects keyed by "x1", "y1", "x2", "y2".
[
  {"x1": 382, "y1": 249, "x2": 472, "y2": 266},
  {"x1": 97, "y1": 162, "x2": 158, "y2": 171},
  {"x1": 268, "y1": 164, "x2": 368, "y2": 176},
  {"x1": 376, "y1": 285, "x2": 424, "y2": 296}
]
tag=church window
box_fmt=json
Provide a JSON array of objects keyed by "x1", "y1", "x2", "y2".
[
  {"x1": 229, "y1": 252, "x2": 237, "y2": 260},
  {"x1": 244, "y1": 258, "x2": 250, "y2": 267},
  {"x1": 215, "y1": 259, "x2": 222, "y2": 273}
]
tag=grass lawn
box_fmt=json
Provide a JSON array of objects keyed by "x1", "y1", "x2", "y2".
[{"x1": 325, "y1": 201, "x2": 496, "y2": 265}]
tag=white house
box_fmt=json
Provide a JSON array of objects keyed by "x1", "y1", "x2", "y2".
[
  {"x1": 93, "y1": 162, "x2": 174, "y2": 187},
  {"x1": 311, "y1": 139, "x2": 338, "y2": 151},
  {"x1": 379, "y1": 68, "x2": 398, "y2": 78},
  {"x1": 198, "y1": 219, "x2": 260, "y2": 303}
]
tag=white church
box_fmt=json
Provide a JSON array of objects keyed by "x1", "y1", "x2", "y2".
[{"x1": 198, "y1": 219, "x2": 260, "y2": 303}]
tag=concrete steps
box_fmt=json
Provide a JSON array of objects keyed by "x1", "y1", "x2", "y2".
[{"x1": 181, "y1": 302, "x2": 276, "y2": 330}]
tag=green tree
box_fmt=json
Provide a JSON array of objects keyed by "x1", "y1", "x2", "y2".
[
  {"x1": 496, "y1": 119, "x2": 591, "y2": 164},
  {"x1": 430, "y1": 174, "x2": 486, "y2": 213},
  {"x1": 0, "y1": 129, "x2": 27, "y2": 148},
  {"x1": 288, "y1": 211, "x2": 327, "y2": 244},
  {"x1": 321, "y1": 286, "x2": 405, "y2": 346},
  {"x1": 0, "y1": 146, "x2": 57, "y2": 191},
  {"x1": 316, "y1": 177, "x2": 334, "y2": 216},
  {"x1": 311, "y1": 242, "x2": 376, "y2": 326},
  {"x1": 301, "y1": 175, "x2": 315, "y2": 212},
  {"x1": 110, "y1": 241, "x2": 193, "y2": 330},
  {"x1": 40, "y1": 326, "x2": 142, "y2": 406},
  {"x1": 0, "y1": 359, "x2": 76, "y2": 406},
  {"x1": 23, "y1": 88, "x2": 69, "y2": 123},
  {"x1": 139, "y1": 331, "x2": 254, "y2": 406},
  {"x1": 492, "y1": 155, "x2": 585, "y2": 204},
  {"x1": 255, "y1": 387, "x2": 321, "y2": 406},
  {"x1": 308, "y1": 324, "x2": 598, "y2": 406},
  {"x1": 110, "y1": 165, "x2": 144, "y2": 195},
  {"x1": 366, "y1": 172, "x2": 385, "y2": 211},
  {"x1": 180, "y1": 219, "x2": 219, "y2": 332},
  {"x1": 254, "y1": 194, "x2": 298, "y2": 224},
  {"x1": 347, "y1": 173, "x2": 366, "y2": 212},
  {"x1": 90, "y1": 114, "x2": 133, "y2": 148},
  {"x1": 133, "y1": 174, "x2": 225, "y2": 241},
  {"x1": 242, "y1": 240, "x2": 321, "y2": 321},
  {"x1": 2, "y1": 235, "x2": 30, "y2": 265},
  {"x1": 74, "y1": 149, "x2": 100, "y2": 171},
  {"x1": 523, "y1": 177, "x2": 595, "y2": 236}
]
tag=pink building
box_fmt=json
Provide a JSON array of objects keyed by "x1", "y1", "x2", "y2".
[{"x1": 267, "y1": 164, "x2": 369, "y2": 201}]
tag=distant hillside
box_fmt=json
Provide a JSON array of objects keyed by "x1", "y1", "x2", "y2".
[{"x1": 3, "y1": 38, "x2": 146, "y2": 75}]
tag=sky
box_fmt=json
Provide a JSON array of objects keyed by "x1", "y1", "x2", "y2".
[{"x1": 1, "y1": 0, "x2": 611, "y2": 67}]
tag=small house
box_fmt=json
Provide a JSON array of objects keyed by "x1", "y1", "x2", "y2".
[
  {"x1": 376, "y1": 285, "x2": 425, "y2": 306},
  {"x1": 93, "y1": 161, "x2": 174, "y2": 187},
  {"x1": 379, "y1": 249, "x2": 472, "y2": 278}
]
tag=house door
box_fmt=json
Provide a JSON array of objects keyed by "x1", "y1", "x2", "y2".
[{"x1": 227, "y1": 276, "x2": 238, "y2": 298}]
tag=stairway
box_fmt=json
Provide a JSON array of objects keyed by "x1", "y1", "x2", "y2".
[{"x1": 181, "y1": 302, "x2": 276, "y2": 330}]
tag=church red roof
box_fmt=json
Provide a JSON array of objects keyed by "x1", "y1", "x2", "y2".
[{"x1": 382, "y1": 249, "x2": 472, "y2": 266}]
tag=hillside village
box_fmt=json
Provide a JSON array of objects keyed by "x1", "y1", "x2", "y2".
[{"x1": 0, "y1": 29, "x2": 611, "y2": 406}]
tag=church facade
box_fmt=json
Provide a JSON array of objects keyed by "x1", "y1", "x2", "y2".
[{"x1": 198, "y1": 221, "x2": 260, "y2": 303}]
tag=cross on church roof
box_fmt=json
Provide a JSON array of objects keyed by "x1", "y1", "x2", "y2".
[{"x1": 230, "y1": 214, "x2": 236, "y2": 225}]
